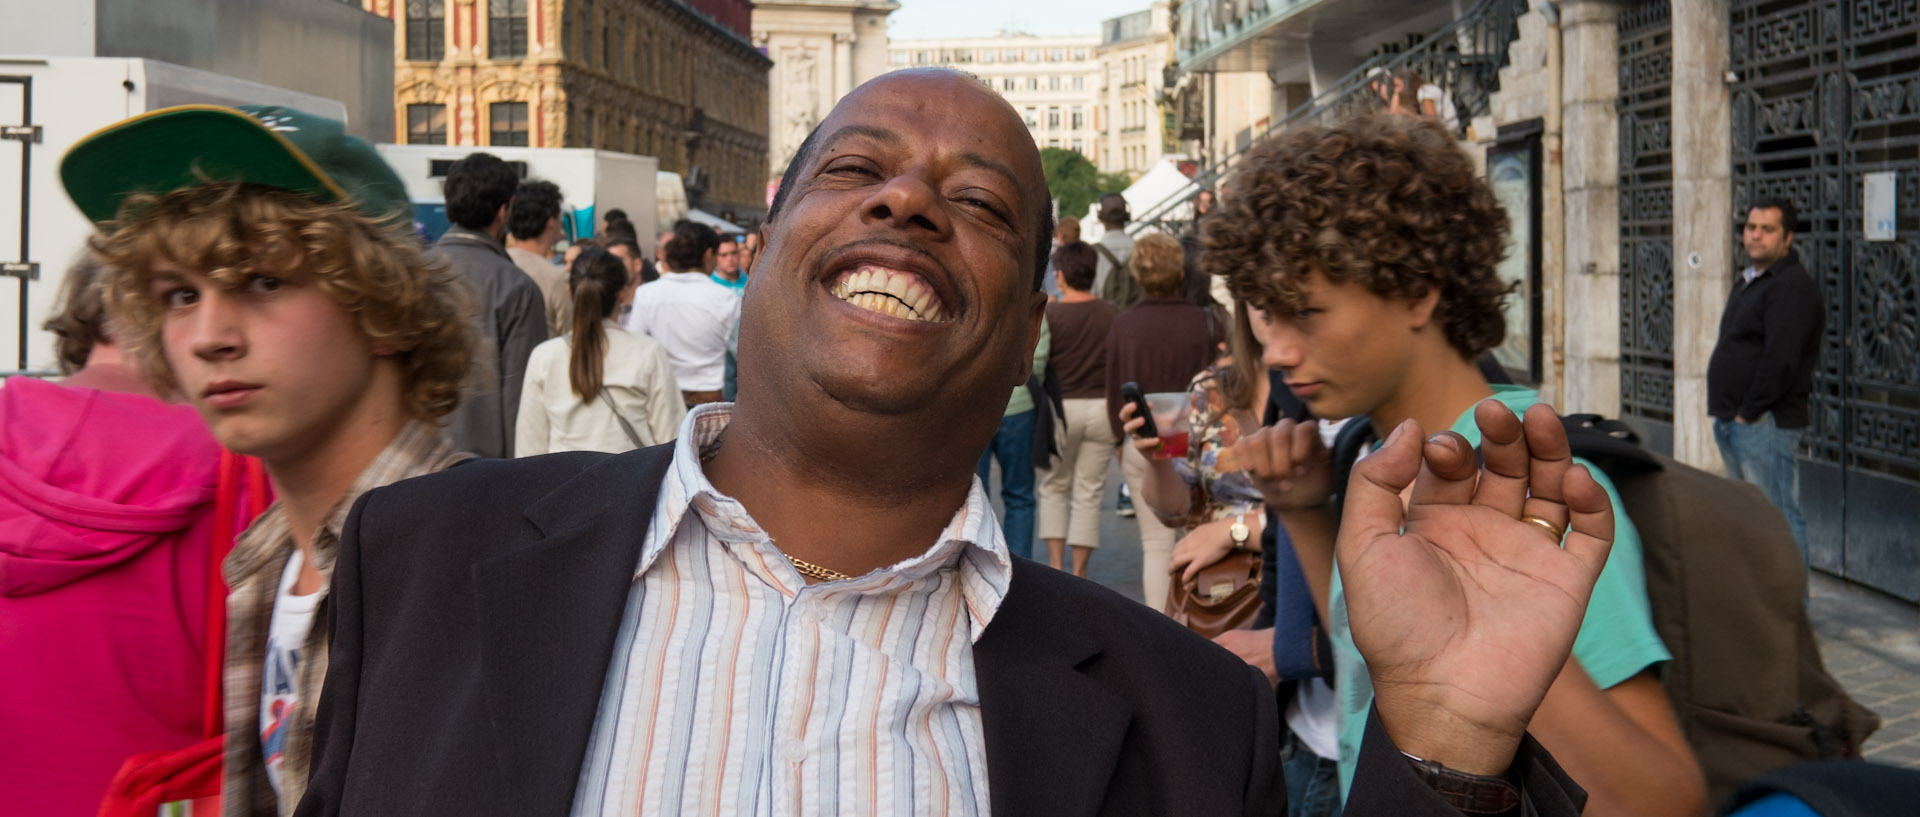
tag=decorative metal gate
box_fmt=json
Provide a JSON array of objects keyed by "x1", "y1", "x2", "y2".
[
  {"x1": 1618, "y1": 0, "x2": 1675, "y2": 455},
  {"x1": 1732, "y1": 0, "x2": 1920, "y2": 600}
]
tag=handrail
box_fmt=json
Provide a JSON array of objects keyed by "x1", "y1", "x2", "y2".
[{"x1": 1129, "y1": 0, "x2": 1528, "y2": 236}]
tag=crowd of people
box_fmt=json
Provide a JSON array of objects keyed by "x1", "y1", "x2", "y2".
[{"x1": 0, "y1": 66, "x2": 1891, "y2": 817}]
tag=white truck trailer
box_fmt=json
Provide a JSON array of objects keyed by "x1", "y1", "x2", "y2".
[
  {"x1": 374, "y1": 144, "x2": 662, "y2": 254},
  {"x1": 0, "y1": 55, "x2": 347, "y2": 374}
]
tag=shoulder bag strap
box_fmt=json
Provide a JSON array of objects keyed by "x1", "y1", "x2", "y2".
[{"x1": 600, "y1": 388, "x2": 645, "y2": 448}]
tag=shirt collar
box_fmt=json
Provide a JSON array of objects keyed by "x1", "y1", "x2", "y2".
[
  {"x1": 227, "y1": 420, "x2": 464, "y2": 584},
  {"x1": 638, "y1": 403, "x2": 1014, "y2": 640}
]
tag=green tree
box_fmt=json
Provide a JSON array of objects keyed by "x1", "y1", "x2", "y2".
[
  {"x1": 1096, "y1": 171, "x2": 1134, "y2": 196},
  {"x1": 1039, "y1": 148, "x2": 1101, "y2": 223}
]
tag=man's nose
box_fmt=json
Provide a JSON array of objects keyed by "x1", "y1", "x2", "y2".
[
  {"x1": 187, "y1": 291, "x2": 246, "y2": 362},
  {"x1": 1263, "y1": 324, "x2": 1304, "y2": 370},
  {"x1": 862, "y1": 169, "x2": 951, "y2": 236}
]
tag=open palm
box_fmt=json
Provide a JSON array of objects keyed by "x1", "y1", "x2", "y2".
[{"x1": 1339, "y1": 401, "x2": 1615, "y2": 775}]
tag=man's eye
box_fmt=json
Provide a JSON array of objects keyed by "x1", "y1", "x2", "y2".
[
  {"x1": 247, "y1": 275, "x2": 285, "y2": 293},
  {"x1": 824, "y1": 163, "x2": 878, "y2": 178},
  {"x1": 160, "y1": 287, "x2": 199, "y2": 308}
]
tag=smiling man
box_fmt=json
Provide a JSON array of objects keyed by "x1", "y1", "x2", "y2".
[
  {"x1": 59, "y1": 104, "x2": 477, "y2": 816},
  {"x1": 297, "y1": 71, "x2": 1605, "y2": 816}
]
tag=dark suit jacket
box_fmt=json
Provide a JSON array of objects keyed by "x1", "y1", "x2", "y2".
[{"x1": 295, "y1": 444, "x2": 1585, "y2": 816}]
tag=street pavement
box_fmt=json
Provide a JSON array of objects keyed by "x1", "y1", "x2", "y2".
[
  {"x1": 1810, "y1": 572, "x2": 1920, "y2": 768},
  {"x1": 991, "y1": 459, "x2": 1920, "y2": 771}
]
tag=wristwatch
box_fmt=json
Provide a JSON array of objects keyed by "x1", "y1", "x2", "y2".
[
  {"x1": 1401, "y1": 751, "x2": 1521, "y2": 814},
  {"x1": 1229, "y1": 513, "x2": 1250, "y2": 550}
]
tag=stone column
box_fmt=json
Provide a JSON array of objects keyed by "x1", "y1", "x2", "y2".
[
  {"x1": 1560, "y1": 0, "x2": 1623, "y2": 416},
  {"x1": 1670, "y1": 0, "x2": 1732, "y2": 470},
  {"x1": 834, "y1": 32, "x2": 855, "y2": 100}
]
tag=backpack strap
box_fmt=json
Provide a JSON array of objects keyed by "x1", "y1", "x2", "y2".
[{"x1": 1329, "y1": 417, "x2": 1380, "y2": 514}]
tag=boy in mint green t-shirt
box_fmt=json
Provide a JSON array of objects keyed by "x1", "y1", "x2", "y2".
[
  {"x1": 1327, "y1": 384, "x2": 1670, "y2": 800},
  {"x1": 1203, "y1": 112, "x2": 1707, "y2": 816}
]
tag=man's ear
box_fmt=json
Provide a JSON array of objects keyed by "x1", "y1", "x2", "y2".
[{"x1": 1407, "y1": 285, "x2": 1442, "y2": 330}]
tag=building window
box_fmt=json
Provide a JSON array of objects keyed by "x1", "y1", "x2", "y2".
[
  {"x1": 583, "y1": 107, "x2": 595, "y2": 146},
  {"x1": 405, "y1": 0, "x2": 445, "y2": 61},
  {"x1": 1070, "y1": 106, "x2": 1083, "y2": 130},
  {"x1": 491, "y1": 102, "x2": 530, "y2": 146},
  {"x1": 1071, "y1": 138, "x2": 1083, "y2": 154},
  {"x1": 1048, "y1": 138, "x2": 1060, "y2": 148},
  {"x1": 891, "y1": 51, "x2": 909, "y2": 66},
  {"x1": 1072, "y1": 75, "x2": 1084, "y2": 91},
  {"x1": 1026, "y1": 49, "x2": 1042, "y2": 61},
  {"x1": 489, "y1": 0, "x2": 526, "y2": 59},
  {"x1": 1049, "y1": 48, "x2": 1065, "y2": 61},
  {"x1": 406, "y1": 103, "x2": 447, "y2": 144},
  {"x1": 1048, "y1": 75, "x2": 1061, "y2": 91},
  {"x1": 980, "y1": 49, "x2": 996, "y2": 63},
  {"x1": 1073, "y1": 48, "x2": 1088, "y2": 60},
  {"x1": 578, "y1": 0, "x2": 592, "y2": 65},
  {"x1": 955, "y1": 49, "x2": 973, "y2": 63},
  {"x1": 1026, "y1": 77, "x2": 1039, "y2": 91},
  {"x1": 916, "y1": 50, "x2": 931, "y2": 65},
  {"x1": 1002, "y1": 77, "x2": 1016, "y2": 92},
  {"x1": 1004, "y1": 49, "x2": 1020, "y2": 63},
  {"x1": 1047, "y1": 106, "x2": 1060, "y2": 130},
  {"x1": 1024, "y1": 106, "x2": 1039, "y2": 128}
]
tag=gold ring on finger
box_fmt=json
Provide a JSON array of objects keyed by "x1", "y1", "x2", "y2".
[{"x1": 1519, "y1": 514, "x2": 1566, "y2": 541}]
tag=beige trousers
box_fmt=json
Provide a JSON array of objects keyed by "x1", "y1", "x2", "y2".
[
  {"x1": 1120, "y1": 443, "x2": 1178, "y2": 610},
  {"x1": 1037, "y1": 398, "x2": 1115, "y2": 548}
]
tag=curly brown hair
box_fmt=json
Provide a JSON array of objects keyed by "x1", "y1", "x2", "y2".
[
  {"x1": 94, "y1": 182, "x2": 478, "y2": 420},
  {"x1": 43, "y1": 249, "x2": 112, "y2": 375},
  {"x1": 1202, "y1": 113, "x2": 1513, "y2": 357}
]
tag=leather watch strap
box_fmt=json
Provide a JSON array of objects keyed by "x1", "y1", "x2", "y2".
[{"x1": 1401, "y1": 752, "x2": 1522, "y2": 815}]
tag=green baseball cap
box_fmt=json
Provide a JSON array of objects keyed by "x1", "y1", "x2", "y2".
[{"x1": 60, "y1": 104, "x2": 411, "y2": 229}]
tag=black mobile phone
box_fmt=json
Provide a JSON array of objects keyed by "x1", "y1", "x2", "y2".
[{"x1": 1121, "y1": 382, "x2": 1159, "y2": 439}]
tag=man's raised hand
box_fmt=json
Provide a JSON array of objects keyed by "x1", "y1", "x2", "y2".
[{"x1": 1339, "y1": 401, "x2": 1615, "y2": 777}]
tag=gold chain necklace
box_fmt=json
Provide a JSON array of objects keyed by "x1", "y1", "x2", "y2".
[
  {"x1": 703, "y1": 432, "x2": 850, "y2": 582},
  {"x1": 785, "y1": 554, "x2": 853, "y2": 582}
]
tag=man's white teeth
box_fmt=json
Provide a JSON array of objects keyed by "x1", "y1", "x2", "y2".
[{"x1": 832, "y1": 267, "x2": 945, "y2": 322}]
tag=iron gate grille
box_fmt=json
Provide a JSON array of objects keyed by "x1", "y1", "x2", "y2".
[
  {"x1": 1732, "y1": 0, "x2": 1920, "y2": 600},
  {"x1": 1618, "y1": 0, "x2": 1676, "y2": 454}
]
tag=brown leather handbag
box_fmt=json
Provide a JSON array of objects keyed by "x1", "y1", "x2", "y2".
[{"x1": 1163, "y1": 549, "x2": 1263, "y2": 638}]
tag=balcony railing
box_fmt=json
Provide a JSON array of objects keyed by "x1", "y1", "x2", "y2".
[{"x1": 1132, "y1": 0, "x2": 1527, "y2": 236}]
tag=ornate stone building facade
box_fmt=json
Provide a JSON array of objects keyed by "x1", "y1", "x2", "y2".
[
  {"x1": 752, "y1": 0, "x2": 898, "y2": 178},
  {"x1": 363, "y1": 0, "x2": 771, "y2": 215}
]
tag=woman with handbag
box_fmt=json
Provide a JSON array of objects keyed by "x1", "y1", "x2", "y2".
[
  {"x1": 1119, "y1": 300, "x2": 1273, "y2": 644},
  {"x1": 517, "y1": 247, "x2": 687, "y2": 456}
]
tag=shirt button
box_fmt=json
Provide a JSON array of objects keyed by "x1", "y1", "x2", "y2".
[{"x1": 781, "y1": 738, "x2": 807, "y2": 763}]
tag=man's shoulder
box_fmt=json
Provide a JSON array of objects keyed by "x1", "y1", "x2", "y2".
[
  {"x1": 993, "y1": 561, "x2": 1257, "y2": 685},
  {"x1": 363, "y1": 450, "x2": 614, "y2": 508}
]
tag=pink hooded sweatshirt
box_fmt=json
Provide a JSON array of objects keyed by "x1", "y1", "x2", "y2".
[{"x1": 0, "y1": 377, "x2": 231, "y2": 817}]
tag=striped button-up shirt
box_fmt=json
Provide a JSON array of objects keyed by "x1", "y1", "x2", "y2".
[
  {"x1": 221, "y1": 422, "x2": 466, "y2": 816},
  {"x1": 571, "y1": 404, "x2": 1012, "y2": 816}
]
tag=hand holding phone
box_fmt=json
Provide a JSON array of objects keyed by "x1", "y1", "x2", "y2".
[{"x1": 1121, "y1": 382, "x2": 1159, "y2": 440}]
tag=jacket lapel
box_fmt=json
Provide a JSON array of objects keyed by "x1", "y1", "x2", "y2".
[
  {"x1": 975, "y1": 560, "x2": 1131, "y2": 817},
  {"x1": 472, "y1": 444, "x2": 676, "y2": 815}
]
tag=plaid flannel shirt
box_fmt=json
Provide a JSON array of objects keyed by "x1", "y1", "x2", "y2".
[{"x1": 221, "y1": 422, "x2": 466, "y2": 816}]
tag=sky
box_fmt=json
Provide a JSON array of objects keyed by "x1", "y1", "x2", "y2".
[{"x1": 886, "y1": 0, "x2": 1147, "y2": 40}]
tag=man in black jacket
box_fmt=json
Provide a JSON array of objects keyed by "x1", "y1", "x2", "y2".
[
  {"x1": 1708, "y1": 198, "x2": 1824, "y2": 560},
  {"x1": 297, "y1": 69, "x2": 1604, "y2": 817},
  {"x1": 436, "y1": 152, "x2": 548, "y2": 458}
]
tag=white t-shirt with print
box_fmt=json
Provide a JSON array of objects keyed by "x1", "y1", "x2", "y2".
[{"x1": 259, "y1": 550, "x2": 321, "y2": 797}]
